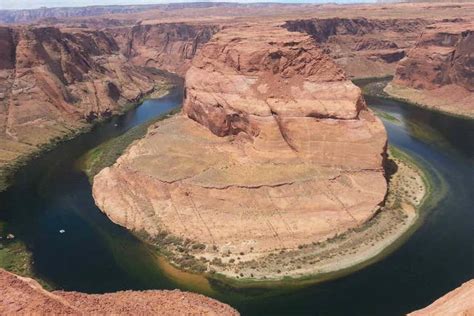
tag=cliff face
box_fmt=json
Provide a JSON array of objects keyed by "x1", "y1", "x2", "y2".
[
  {"x1": 0, "y1": 268, "x2": 238, "y2": 315},
  {"x1": 394, "y1": 24, "x2": 474, "y2": 91},
  {"x1": 387, "y1": 22, "x2": 474, "y2": 117},
  {"x1": 0, "y1": 25, "x2": 167, "y2": 175},
  {"x1": 408, "y1": 279, "x2": 474, "y2": 316},
  {"x1": 284, "y1": 18, "x2": 427, "y2": 78},
  {"x1": 93, "y1": 24, "x2": 387, "y2": 275},
  {"x1": 109, "y1": 23, "x2": 219, "y2": 76}
]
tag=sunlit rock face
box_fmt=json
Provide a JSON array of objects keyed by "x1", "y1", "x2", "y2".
[
  {"x1": 387, "y1": 22, "x2": 474, "y2": 117},
  {"x1": 93, "y1": 24, "x2": 388, "y2": 256}
]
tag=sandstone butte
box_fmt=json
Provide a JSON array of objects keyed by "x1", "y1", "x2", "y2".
[
  {"x1": 386, "y1": 21, "x2": 474, "y2": 118},
  {"x1": 92, "y1": 23, "x2": 388, "y2": 272},
  {"x1": 408, "y1": 279, "x2": 474, "y2": 316},
  {"x1": 0, "y1": 268, "x2": 238, "y2": 315}
]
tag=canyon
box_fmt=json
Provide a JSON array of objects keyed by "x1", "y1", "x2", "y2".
[
  {"x1": 2, "y1": 2, "x2": 474, "y2": 191},
  {"x1": 0, "y1": 1, "x2": 472, "y2": 314},
  {"x1": 0, "y1": 268, "x2": 238, "y2": 315}
]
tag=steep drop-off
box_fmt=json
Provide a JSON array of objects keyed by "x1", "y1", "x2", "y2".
[
  {"x1": 93, "y1": 23, "x2": 388, "y2": 279},
  {"x1": 0, "y1": 25, "x2": 168, "y2": 180},
  {"x1": 108, "y1": 23, "x2": 219, "y2": 76},
  {"x1": 386, "y1": 22, "x2": 474, "y2": 117},
  {"x1": 0, "y1": 21, "x2": 218, "y2": 190},
  {"x1": 0, "y1": 268, "x2": 238, "y2": 315},
  {"x1": 284, "y1": 18, "x2": 427, "y2": 78}
]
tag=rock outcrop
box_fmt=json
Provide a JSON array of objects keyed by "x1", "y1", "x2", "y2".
[
  {"x1": 0, "y1": 25, "x2": 167, "y2": 178},
  {"x1": 0, "y1": 268, "x2": 238, "y2": 315},
  {"x1": 93, "y1": 23, "x2": 387, "y2": 277},
  {"x1": 284, "y1": 18, "x2": 427, "y2": 78},
  {"x1": 386, "y1": 22, "x2": 474, "y2": 117},
  {"x1": 408, "y1": 279, "x2": 474, "y2": 316},
  {"x1": 109, "y1": 23, "x2": 219, "y2": 76}
]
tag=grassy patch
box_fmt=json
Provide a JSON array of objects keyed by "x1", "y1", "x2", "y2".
[
  {"x1": 78, "y1": 107, "x2": 181, "y2": 181},
  {"x1": 372, "y1": 109, "x2": 401, "y2": 125}
]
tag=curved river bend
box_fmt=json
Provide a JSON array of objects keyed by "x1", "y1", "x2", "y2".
[{"x1": 0, "y1": 83, "x2": 472, "y2": 315}]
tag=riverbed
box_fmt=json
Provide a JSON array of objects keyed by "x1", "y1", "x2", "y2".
[{"x1": 0, "y1": 80, "x2": 472, "y2": 315}]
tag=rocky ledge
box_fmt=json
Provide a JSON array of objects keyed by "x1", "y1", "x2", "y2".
[
  {"x1": 0, "y1": 268, "x2": 238, "y2": 315},
  {"x1": 93, "y1": 23, "x2": 388, "y2": 279},
  {"x1": 408, "y1": 279, "x2": 474, "y2": 316},
  {"x1": 385, "y1": 21, "x2": 474, "y2": 118}
]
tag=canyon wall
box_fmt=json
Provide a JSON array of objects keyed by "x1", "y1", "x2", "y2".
[
  {"x1": 0, "y1": 268, "x2": 238, "y2": 315},
  {"x1": 0, "y1": 22, "x2": 217, "y2": 187},
  {"x1": 284, "y1": 18, "x2": 427, "y2": 78},
  {"x1": 386, "y1": 22, "x2": 474, "y2": 117},
  {"x1": 0, "y1": 25, "x2": 164, "y2": 172},
  {"x1": 93, "y1": 24, "x2": 387, "y2": 276},
  {"x1": 108, "y1": 23, "x2": 219, "y2": 76}
]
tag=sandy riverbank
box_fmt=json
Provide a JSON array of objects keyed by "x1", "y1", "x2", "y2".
[
  {"x1": 139, "y1": 145, "x2": 431, "y2": 287},
  {"x1": 384, "y1": 83, "x2": 474, "y2": 120}
]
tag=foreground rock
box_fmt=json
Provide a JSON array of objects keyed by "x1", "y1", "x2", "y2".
[
  {"x1": 386, "y1": 22, "x2": 474, "y2": 118},
  {"x1": 0, "y1": 269, "x2": 238, "y2": 315},
  {"x1": 93, "y1": 23, "x2": 388, "y2": 279},
  {"x1": 408, "y1": 279, "x2": 474, "y2": 316}
]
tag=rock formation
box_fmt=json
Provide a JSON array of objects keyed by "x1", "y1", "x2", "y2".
[
  {"x1": 408, "y1": 279, "x2": 474, "y2": 316},
  {"x1": 0, "y1": 268, "x2": 238, "y2": 315},
  {"x1": 109, "y1": 23, "x2": 219, "y2": 76},
  {"x1": 386, "y1": 21, "x2": 474, "y2": 117},
  {"x1": 93, "y1": 23, "x2": 387, "y2": 276},
  {"x1": 0, "y1": 25, "x2": 169, "y2": 182},
  {"x1": 284, "y1": 18, "x2": 427, "y2": 78}
]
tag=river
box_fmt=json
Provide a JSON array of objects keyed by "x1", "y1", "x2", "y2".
[{"x1": 0, "y1": 81, "x2": 472, "y2": 315}]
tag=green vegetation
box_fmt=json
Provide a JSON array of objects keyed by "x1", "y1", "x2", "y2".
[
  {"x1": 78, "y1": 107, "x2": 181, "y2": 181},
  {"x1": 372, "y1": 109, "x2": 401, "y2": 125},
  {"x1": 0, "y1": 239, "x2": 33, "y2": 276}
]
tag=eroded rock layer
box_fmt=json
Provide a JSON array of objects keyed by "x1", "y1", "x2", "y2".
[
  {"x1": 386, "y1": 22, "x2": 474, "y2": 117},
  {"x1": 93, "y1": 24, "x2": 388, "y2": 259},
  {"x1": 0, "y1": 25, "x2": 166, "y2": 172},
  {"x1": 109, "y1": 23, "x2": 219, "y2": 76},
  {"x1": 284, "y1": 18, "x2": 427, "y2": 78},
  {"x1": 0, "y1": 269, "x2": 238, "y2": 315}
]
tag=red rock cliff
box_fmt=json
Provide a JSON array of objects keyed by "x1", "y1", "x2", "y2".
[
  {"x1": 386, "y1": 22, "x2": 474, "y2": 117},
  {"x1": 0, "y1": 25, "x2": 165, "y2": 173}
]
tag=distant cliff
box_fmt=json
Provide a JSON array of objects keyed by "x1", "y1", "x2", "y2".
[
  {"x1": 386, "y1": 22, "x2": 474, "y2": 117},
  {"x1": 284, "y1": 18, "x2": 427, "y2": 78}
]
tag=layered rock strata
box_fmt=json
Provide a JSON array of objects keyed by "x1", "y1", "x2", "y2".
[
  {"x1": 386, "y1": 22, "x2": 474, "y2": 117},
  {"x1": 284, "y1": 18, "x2": 427, "y2": 78},
  {"x1": 0, "y1": 268, "x2": 238, "y2": 315},
  {"x1": 109, "y1": 23, "x2": 219, "y2": 76},
  {"x1": 93, "y1": 24, "x2": 388, "y2": 274},
  {"x1": 408, "y1": 279, "x2": 474, "y2": 316},
  {"x1": 0, "y1": 26, "x2": 166, "y2": 179}
]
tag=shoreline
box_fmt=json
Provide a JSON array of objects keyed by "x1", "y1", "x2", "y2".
[
  {"x1": 351, "y1": 76, "x2": 474, "y2": 120},
  {"x1": 0, "y1": 82, "x2": 174, "y2": 193},
  {"x1": 138, "y1": 144, "x2": 434, "y2": 289},
  {"x1": 0, "y1": 80, "x2": 176, "y2": 284},
  {"x1": 354, "y1": 78, "x2": 473, "y2": 120},
  {"x1": 384, "y1": 83, "x2": 473, "y2": 120}
]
